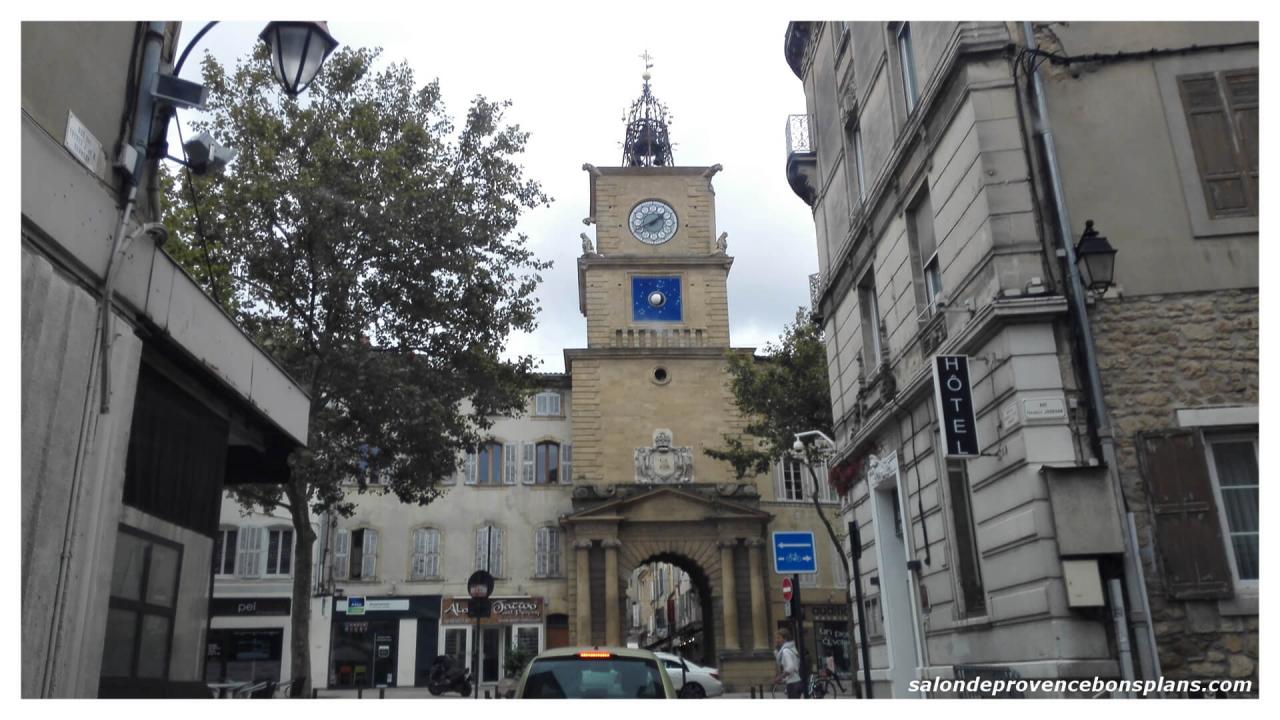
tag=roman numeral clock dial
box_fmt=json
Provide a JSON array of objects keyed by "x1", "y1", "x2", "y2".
[{"x1": 628, "y1": 199, "x2": 678, "y2": 245}]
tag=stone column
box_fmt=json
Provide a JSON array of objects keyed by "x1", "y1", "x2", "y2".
[
  {"x1": 719, "y1": 540, "x2": 740, "y2": 651},
  {"x1": 746, "y1": 538, "x2": 770, "y2": 650},
  {"x1": 574, "y1": 539, "x2": 593, "y2": 645},
  {"x1": 603, "y1": 539, "x2": 622, "y2": 645}
]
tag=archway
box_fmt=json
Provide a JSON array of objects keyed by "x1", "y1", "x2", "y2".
[{"x1": 626, "y1": 552, "x2": 716, "y2": 667}]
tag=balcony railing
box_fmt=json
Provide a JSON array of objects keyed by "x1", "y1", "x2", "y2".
[
  {"x1": 785, "y1": 113, "x2": 814, "y2": 156},
  {"x1": 809, "y1": 272, "x2": 823, "y2": 307},
  {"x1": 785, "y1": 114, "x2": 818, "y2": 207}
]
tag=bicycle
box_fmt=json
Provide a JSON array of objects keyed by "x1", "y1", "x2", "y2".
[{"x1": 808, "y1": 667, "x2": 844, "y2": 699}]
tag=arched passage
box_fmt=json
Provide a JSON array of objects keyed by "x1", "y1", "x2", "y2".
[{"x1": 626, "y1": 552, "x2": 716, "y2": 666}]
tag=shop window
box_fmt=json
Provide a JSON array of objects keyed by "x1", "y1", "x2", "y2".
[
  {"x1": 99, "y1": 526, "x2": 181, "y2": 680},
  {"x1": 205, "y1": 629, "x2": 283, "y2": 684}
]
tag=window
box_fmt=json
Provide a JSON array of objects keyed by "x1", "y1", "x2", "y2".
[
  {"x1": 858, "y1": 271, "x2": 882, "y2": 372},
  {"x1": 411, "y1": 527, "x2": 441, "y2": 580},
  {"x1": 476, "y1": 525, "x2": 504, "y2": 576},
  {"x1": 514, "y1": 625, "x2": 543, "y2": 657},
  {"x1": 340, "y1": 528, "x2": 378, "y2": 581},
  {"x1": 852, "y1": 125, "x2": 867, "y2": 204},
  {"x1": 100, "y1": 526, "x2": 181, "y2": 680},
  {"x1": 534, "y1": 391, "x2": 562, "y2": 417},
  {"x1": 264, "y1": 528, "x2": 293, "y2": 576},
  {"x1": 897, "y1": 22, "x2": 920, "y2": 114},
  {"x1": 907, "y1": 189, "x2": 941, "y2": 317},
  {"x1": 475, "y1": 442, "x2": 504, "y2": 486},
  {"x1": 945, "y1": 460, "x2": 986, "y2": 617},
  {"x1": 1178, "y1": 69, "x2": 1258, "y2": 219},
  {"x1": 535, "y1": 442, "x2": 561, "y2": 484},
  {"x1": 535, "y1": 526, "x2": 562, "y2": 578},
  {"x1": 213, "y1": 527, "x2": 237, "y2": 576},
  {"x1": 800, "y1": 571, "x2": 818, "y2": 588},
  {"x1": 776, "y1": 458, "x2": 838, "y2": 503},
  {"x1": 1205, "y1": 434, "x2": 1258, "y2": 584},
  {"x1": 781, "y1": 458, "x2": 805, "y2": 501}
]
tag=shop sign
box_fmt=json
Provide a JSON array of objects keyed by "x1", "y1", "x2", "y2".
[
  {"x1": 808, "y1": 604, "x2": 849, "y2": 622},
  {"x1": 209, "y1": 597, "x2": 291, "y2": 617},
  {"x1": 441, "y1": 596, "x2": 544, "y2": 625},
  {"x1": 337, "y1": 597, "x2": 410, "y2": 614}
]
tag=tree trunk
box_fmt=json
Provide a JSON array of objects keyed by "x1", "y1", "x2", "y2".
[
  {"x1": 806, "y1": 462, "x2": 862, "y2": 698},
  {"x1": 286, "y1": 477, "x2": 317, "y2": 698}
]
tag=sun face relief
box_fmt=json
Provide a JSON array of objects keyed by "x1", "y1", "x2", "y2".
[{"x1": 628, "y1": 199, "x2": 678, "y2": 244}]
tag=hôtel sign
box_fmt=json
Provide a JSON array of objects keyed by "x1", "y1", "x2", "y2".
[{"x1": 441, "y1": 596, "x2": 544, "y2": 625}]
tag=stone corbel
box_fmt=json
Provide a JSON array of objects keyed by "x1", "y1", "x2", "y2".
[{"x1": 572, "y1": 538, "x2": 595, "y2": 550}]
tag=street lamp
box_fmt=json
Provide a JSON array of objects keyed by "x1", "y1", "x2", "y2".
[
  {"x1": 1075, "y1": 220, "x2": 1118, "y2": 294},
  {"x1": 258, "y1": 21, "x2": 340, "y2": 97}
]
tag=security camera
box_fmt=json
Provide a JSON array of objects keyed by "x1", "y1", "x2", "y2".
[
  {"x1": 182, "y1": 131, "x2": 236, "y2": 175},
  {"x1": 142, "y1": 222, "x2": 169, "y2": 246},
  {"x1": 792, "y1": 439, "x2": 805, "y2": 453}
]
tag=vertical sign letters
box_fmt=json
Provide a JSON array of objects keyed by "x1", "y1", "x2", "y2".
[{"x1": 933, "y1": 355, "x2": 979, "y2": 457}]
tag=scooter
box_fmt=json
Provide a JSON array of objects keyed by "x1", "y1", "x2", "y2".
[{"x1": 427, "y1": 655, "x2": 472, "y2": 697}]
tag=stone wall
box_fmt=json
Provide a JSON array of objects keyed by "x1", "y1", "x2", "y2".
[{"x1": 1091, "y1": 289, "x2": 1258, "y2": 694}]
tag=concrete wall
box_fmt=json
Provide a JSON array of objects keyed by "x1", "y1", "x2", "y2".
[
  {"x1": 1042, "y1": 22, "x2": 1258, "y2": 296},
  {"x1": 21, "y1": 246, "x2": 143, "y2": 697}
]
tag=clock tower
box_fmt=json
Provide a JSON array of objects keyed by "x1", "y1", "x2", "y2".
[{"x1": 561, "y1": 62, "x2": 782, "y2": 687}]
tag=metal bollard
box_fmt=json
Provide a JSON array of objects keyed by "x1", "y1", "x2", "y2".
[
  {"x1": 311, "y1": 688, "x2": 318, "y2": 699},
  {"x1": 379, "y1": 688, "x2": 386, "y2": 699},
  {"x1": 357, "y1": 688, "x2": 363, "y2": 699}
]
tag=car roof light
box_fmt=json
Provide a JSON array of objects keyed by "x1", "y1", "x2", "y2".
[{"x1": 578, "y1": 651, "x2": 613, "y2": 659}]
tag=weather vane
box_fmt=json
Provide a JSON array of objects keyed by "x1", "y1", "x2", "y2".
[{"x1": 640, "y1": 49, "x2": 653, "y2": 82}]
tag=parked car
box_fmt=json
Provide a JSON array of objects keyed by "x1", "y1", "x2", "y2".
[
  {"x1": 654, "y1": 651, "x2": 724, "y2": 698},
  {"x1": 516, "y1": 647, "x2": 676, "y2": 699}
]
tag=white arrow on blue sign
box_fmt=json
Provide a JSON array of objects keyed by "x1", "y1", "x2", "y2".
[{"x1": 772, "y1": 531, "x2": 818, "y2": 574}]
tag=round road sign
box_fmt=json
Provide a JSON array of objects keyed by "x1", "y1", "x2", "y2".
[{"x1": 781, "y1": 577, "x2": 793, "y2": 602}]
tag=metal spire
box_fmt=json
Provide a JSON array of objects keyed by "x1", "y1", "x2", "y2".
[{"x1": 622, "y1": 50, "x2": 674, "y2": 167}]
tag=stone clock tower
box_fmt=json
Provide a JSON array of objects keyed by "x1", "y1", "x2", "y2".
[{"x1": 562, "y1": 62, "x2": 778, "y2": 690}]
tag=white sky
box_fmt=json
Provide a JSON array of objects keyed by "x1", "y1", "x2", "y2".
[{"x1": 170, "y1": 10, "x2": 818, "y2": 373}]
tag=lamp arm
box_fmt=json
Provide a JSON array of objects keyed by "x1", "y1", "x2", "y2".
[{"x1": 173, "y1": 21, "x2": 219, "y2": 77}]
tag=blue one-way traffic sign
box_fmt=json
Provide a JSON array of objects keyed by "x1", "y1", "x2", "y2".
[{"x1": 772, "y1": 531, "x2": 817, "y2": 574}]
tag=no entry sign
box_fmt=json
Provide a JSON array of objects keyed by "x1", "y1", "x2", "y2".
[{"x1": 782, "y1": 577, "x2": 793, "y2": 602}]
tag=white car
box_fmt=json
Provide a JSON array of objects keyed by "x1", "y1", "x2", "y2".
[{"x1": 655, "y1": 651, "x2": 724, "y2": 698}]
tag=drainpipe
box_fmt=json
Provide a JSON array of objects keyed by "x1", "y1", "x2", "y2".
[{"x1": 1020, "y1": 21, "x2": 1160, "y2": 686}]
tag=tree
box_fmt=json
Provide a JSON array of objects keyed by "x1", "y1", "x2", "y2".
[
  {"x1": 704, "y1": 308, "x2": 863, "y2": 697},
  {"x1": 163, "y1": 45, "x2": 551, "y2": 696}
]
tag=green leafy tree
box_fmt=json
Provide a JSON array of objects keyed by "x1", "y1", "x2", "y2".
[
  {"x1": 163, "y1": 45, "x2": 551, "y2": 696},
  {"x1": 704, "y1": 308, "x2": 862, "y2": 696}
]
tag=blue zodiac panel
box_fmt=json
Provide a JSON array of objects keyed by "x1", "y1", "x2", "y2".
[{"x1": 632, "y1": 276, "x2": 683, "y2": 322}]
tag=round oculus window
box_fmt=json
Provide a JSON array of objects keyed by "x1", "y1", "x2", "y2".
[
  {"x1": 647, "y1": 290, "x2": 667, "y2": 308},
  {"x1": 652, "y1": 367, "x2": 670, "y2": 384}
]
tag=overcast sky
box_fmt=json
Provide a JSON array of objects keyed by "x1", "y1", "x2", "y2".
[{"x1": 172, "y1": 10, "x2": 818, "y2": 373}]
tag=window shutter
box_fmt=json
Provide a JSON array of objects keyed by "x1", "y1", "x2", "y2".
[
  {"x1": 562, "y1": 444, "x2": 573, "y2": 484},
  {"x1": 412, "y1": 529, "x2": 427, "y2": 579},
  {"x1": 535, "y1": 528, "x2": 548, "y2": 578},
  {"x1": 361, "y1": 529, "x2": 378, "y2": 579},
  {"x1": 504, "y1": 443, "x2": 519, "y2": 485},
  {"x1": 1179, "y1": 72, "x2": 1254, "y2": 218},
  {"x1": 475, "y1": 528, "x2": 487, "y2": 572},
  {"x1": 493, "y1": 527, "x2": 504, "y2": 577},
  {"x1": 333, "y1": 528, "x2": 349, "y2": 580},
  {"x1": 464, "y1": 451, "x2": 477, "y2": 485},
  {"x1": 521, "y1": 443, "x2": 536, "y2": 484},
  {"x1": 236, "y1": 527, "x2": 254, "y2": 577},
  {"x1": 773, "y1": 460, "x2": 784, "y2": 500},
  {"x1": 549, "y1": 528, "x2": 561, "y2": 576},
  {"x1": 1137, "y1": 429, "x2": 1234, "y2": 599},
  {"x1": 428, "y1": 529, "x2": 441, "y2": 577},
  {"x1": 1224, "y1": 70, "x2": 1258, "y2": 210},
  {"x1": 549, "y1": 392, "x2": 561, "y2": 416}
]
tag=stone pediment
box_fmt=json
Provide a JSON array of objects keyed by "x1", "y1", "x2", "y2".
[{"x1": 566, "y1": 483, "x2": 771, "y2": 525}]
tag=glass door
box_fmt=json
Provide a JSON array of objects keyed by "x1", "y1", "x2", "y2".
[{"x1": 479, "y1": 626, "x2": 503, "y2": 684}]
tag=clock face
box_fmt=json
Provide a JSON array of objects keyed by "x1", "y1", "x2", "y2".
[{"x1": 629, "y1": 200, "x2": 678, "y2": 245}]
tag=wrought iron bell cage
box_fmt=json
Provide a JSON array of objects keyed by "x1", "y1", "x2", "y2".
[{"x1": 623, "y1": 79, "x2": 675, "y2": 167}]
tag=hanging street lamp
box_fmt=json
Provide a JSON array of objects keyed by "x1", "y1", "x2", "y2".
[{"x1": 1075, "y1": 219, "x2": 1118, "y2": 294}]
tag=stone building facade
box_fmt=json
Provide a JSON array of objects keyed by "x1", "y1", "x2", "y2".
[{"x1": 783, "y1": 21, "x2": 1257, "y2": 697}]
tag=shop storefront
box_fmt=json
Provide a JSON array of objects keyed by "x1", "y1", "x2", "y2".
[
  {"x1": 328, "y1": 595, "x2": 440, "y2": 688},
  {"x1": 808, "y1": 604, "x2": 852, "y2": 675},
  {"x1": 206, "y1": 597, "x2": 291, "y2": 685},
  {"x1": 438, "y1": 596, "x2": 545, "y2": 690}
]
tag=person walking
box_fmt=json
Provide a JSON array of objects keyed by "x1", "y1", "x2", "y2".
[{"x1": 774, "y1": 628, "x2": 803, "y2": 698}]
